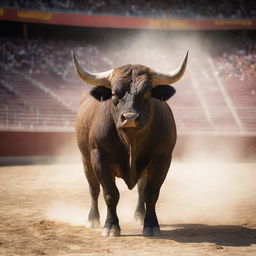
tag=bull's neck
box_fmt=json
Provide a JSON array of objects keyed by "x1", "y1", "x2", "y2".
[
  {"x1": 119, "y1": 128, "x2": 147, "y2": 157},
  {"x1": 117, "y1": 125, "x2": 151, "y2": 189}
]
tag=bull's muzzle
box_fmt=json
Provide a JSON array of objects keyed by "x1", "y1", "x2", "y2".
[{"x1": 120, "y1": 112, "x2": 140, "y2": 128}]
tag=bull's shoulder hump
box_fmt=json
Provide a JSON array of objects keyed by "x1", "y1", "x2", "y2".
[
  {"x1": 79, "y1": 99, "x2": 114, "y2": 130},
  {"x1": 78, "y1": 97, "x2": 98, "y2": 119}
]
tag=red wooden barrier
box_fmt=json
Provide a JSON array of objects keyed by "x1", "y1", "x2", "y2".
[{"x1": 1, "y1": 7, "x2": 255, "y2": 30}]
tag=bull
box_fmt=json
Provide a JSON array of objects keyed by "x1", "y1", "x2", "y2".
[{"x1": 72, "y1": 51, "x2": 188, "y2": 237}]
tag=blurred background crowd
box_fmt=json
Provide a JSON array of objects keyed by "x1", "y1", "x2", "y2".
[
  {"x1": 1, "y1": 33, "x2": 255, "y2": 81},
  {"x1": 2, "y1": 0, "x2": 256, "y2": 18}
]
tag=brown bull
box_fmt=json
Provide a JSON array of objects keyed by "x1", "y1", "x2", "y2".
[{"x1": 72, "y1": 51, "x2": 188, "y2": 237}]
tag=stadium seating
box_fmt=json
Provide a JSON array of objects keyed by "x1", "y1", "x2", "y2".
[
  {"x1": 0, "y1": 35, "x2": 255, "y2": 135},
  {"x1": 0, "y1": 66, "x2": 76, "y2": 130}
]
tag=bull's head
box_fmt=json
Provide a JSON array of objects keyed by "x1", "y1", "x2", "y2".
[{"x1": 72, "y1": 51, "x2": 188, "y2": 131}]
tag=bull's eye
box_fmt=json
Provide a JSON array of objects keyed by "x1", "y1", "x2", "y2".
[
  {"x1": 144, "y1": 91, "x2": 151, "y2": 99},
  {"x1": 112, "y1": 95, "x2": 119, "y2": 106}
]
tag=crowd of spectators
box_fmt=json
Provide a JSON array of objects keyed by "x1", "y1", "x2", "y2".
[
  {"x1": 0, "y1": 33, "x2": 183, "y2": 80},
  {"x1": 1, "y1": 34, "x2": 255, "y2": 83},
  {"x1": 0, "y1": 36, "x2": 111, "y2": 80},
  {"x1": 1, "y1": 0, "x2": 255, "y2": 18},
  {"x1": 213, "y1": 38, "x2": 256, "y2": 81}
]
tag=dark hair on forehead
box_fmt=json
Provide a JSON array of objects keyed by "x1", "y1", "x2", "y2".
[
  {"x1": 112, "y1": 64, "x2": 152, "y2": 96},
  {"x1": 111, "y1": 65, "x2": 132, "y2": 98},
  {"x1": 112, "y1": 64, "x2": 132, "y2": 80},
  {"x1": 131, "y1": 65, "x2": 151, "y2": 94},
  {"x1": 130, "y1": 74, "x2": 150, "y2": 94}
]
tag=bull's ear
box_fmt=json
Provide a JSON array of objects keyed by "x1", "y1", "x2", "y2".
[
  {"x1": 151, "y1": 85, "x2": 176, "y2": 101},
  {"x1": 90, "y1": 86, "x2": 112, "y2": 101}
]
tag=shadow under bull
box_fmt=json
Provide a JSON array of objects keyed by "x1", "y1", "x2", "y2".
[{"x1": 156, "y1": 223, "x2": 256, "y2": 246}]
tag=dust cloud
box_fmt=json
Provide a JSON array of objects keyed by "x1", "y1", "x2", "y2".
[
  {"x1": 101, "y1": 30, "x2": 204, "y2": 70},
  {"x1": 43, "y1": 161, "x2": 256, "y2": 229},
  {"x1": 161, "y1": 162, "x2": 255, "y2": 225}
]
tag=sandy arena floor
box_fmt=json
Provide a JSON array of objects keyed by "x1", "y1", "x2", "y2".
[{"x1": 0, "y1": 162, "x2": 256, "y2": 255}]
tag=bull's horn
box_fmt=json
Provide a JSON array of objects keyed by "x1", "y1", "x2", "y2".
[
  {"x1": 152, "y1": 51, "x2": 188, "y2": 86},
  {"x1": 72, "y1": 51, "x2": 113, "y2": 86}
]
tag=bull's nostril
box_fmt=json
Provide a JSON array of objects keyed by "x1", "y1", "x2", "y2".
[
  {"x1": 122, "y1": 112, "x2": 139, "y2": 122},
  {"x1": 121, "y1": 114, "x2": 126, "y2": 123}
]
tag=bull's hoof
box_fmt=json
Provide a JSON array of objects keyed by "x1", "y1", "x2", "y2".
[
  {"x1": 142, "y1": 226, "x2": 161, "y2": 237},
  {"x1": 101, "y1": 226, "x2": 121, "y2": 237},
  {"x1": 86, "y1": 219, "x2": 100, "y2": 228},
  {"x1": 109, "y1": 228, "x2": 121, "y2": 237},
  {"x1": 101, "y1": 228, "x2": 110, "y2": 237}
]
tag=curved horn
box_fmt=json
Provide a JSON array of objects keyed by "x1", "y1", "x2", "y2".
[
  {"x1": 152, "y1": 51, "x2": 188, "y2": 87},
  {"x1": 71, "y1": 51, "x2": 113, "y2": 86}
]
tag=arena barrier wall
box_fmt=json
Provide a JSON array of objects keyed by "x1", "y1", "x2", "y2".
[
  {"x1": 0, "y1": 7, "x2": 256, "y2": 30},
  {"x1": 0, "y1": 131, "x2": 255, "y2": 163}
]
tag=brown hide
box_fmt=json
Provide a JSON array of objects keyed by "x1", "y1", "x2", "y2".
[{"x1": 76, "y1": 64, "x2": 176, "y2": 189}]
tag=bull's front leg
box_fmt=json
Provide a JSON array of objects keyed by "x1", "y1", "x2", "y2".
[
  {"x1": 101, "y1": 182, "x2": 120, "y2": 237},
  {"x1": 134, "y1": 176, "x2": 146, "y2": 224},
  {"x1": 143, "y1": 157, "x2": 170, "y2": 237},
  {"x1": 91, "y1": 149, "x2": 121, "y2": 237}
]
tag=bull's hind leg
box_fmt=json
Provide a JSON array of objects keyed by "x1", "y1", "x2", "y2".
[
  {"x1": 91, "y1": 150, "x2": 121, "y2": 237},
  {"x1": 83, "y1": 158, "x2": 100, "y2": 228},
  {"x1": 134, "y1": 176, "x2": 146, "y2": 224}
]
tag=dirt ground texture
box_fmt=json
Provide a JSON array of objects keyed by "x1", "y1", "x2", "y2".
[{"x1": 0, "y1": 162, "x2": 256, "y2": 256}]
